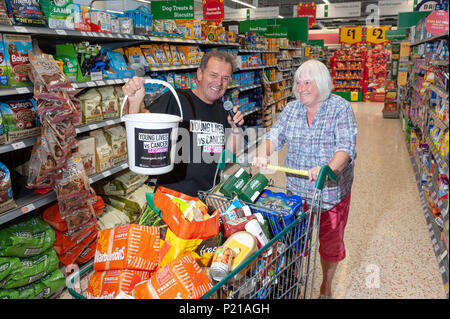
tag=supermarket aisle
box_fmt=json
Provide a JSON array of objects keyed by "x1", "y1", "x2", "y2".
[{"x1": 243, "y1": 102, "x2": 447, "y2": 299}]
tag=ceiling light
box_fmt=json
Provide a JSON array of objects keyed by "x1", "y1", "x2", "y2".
[
  {"x1": 136, "y1": 0, "x2": 151, "y2": 4},
  {"x1": 323, "y1": 0, "x2": 330, "y2": 4},
  {"x1": 278, "y1": 15, "x2": 284, "y2": 19},
  {"x1": 231, "y1": 0, "x2": 257, "y2": 9}
]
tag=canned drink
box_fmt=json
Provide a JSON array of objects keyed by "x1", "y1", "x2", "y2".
[{"x1": 210, "y1": 246, "x2": 234, "y2": 281}]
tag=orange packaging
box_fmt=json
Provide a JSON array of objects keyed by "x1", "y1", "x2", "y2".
[
  {"x1": 54, "y1": 223, "x2": 97, "y2": 255},
  {"x1": 87, "y1": 269, "x2": 150, "y2": 299},
  {"x1": 76, "y1": 239, "x2": 97, "y2": 264},
  {"x1": 132, "y1": 254, "x2": 212, "y2": 299},
  {"x1": 58, "y1": 229, "x2": 98, "y2": 266},
  {"x1": 94, "y1": 224, "x2": 160, "y2": 272}
]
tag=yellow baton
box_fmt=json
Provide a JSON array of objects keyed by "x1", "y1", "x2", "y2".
[{"x1": 251, "y1": 163, "x2": 309, "y2": 177}]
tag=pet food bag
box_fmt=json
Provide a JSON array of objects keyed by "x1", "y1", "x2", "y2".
[
  {"x1": 4, "y1": 0, "x2": 47, "y2": 26},
  {"x1": 89, "y1": 129, "x2": 113, "y2": 173},
  {"x1": 132, "y1": 254, "x2": 212, "y2": 299},
  {"x1": 2, "y1": 33, "x2": 32, "y2": 87},
  {"x1": 105, "y1": 183, "x2": 154, "y2": 220},
  {"x1": 76, "y1": 136, "x2": 96, "y2": 176},
  {"x1": 96, "y1": 86, "x2": 119, "y2": 119},
  {"x1": 0, "y1": 38, "x2": 8, "y2": 88},
  {"x1": 40, "y1": 0, "x2": 74, "y2": 30},
  {"x1": 103, "y1": 124, "x2": 127, "y2": 164},
  {"x1": 0, "y1": 99, "x2": 40, "y2": 143},
  {"x1": 0, "y1": 217, "x2": 55, "y2": 257},
  {"x1": 0, "y1": 161, "x2": 17, "y2": 214},
  {"x1": 93, "y1": 169, "x2": 148, "y2": 197},
  {"x1": 87, "y1": 269, "x2": 150, "y2": 299},
  {"x1": 78, "y1": 88, "x2": 103, "y2": 124},
  {"x1": 0, "y1": 256, "x2": 21, "y2": 282},
  {"x1": 94, "y1": 224, "x2": 160, "y2": 272}
]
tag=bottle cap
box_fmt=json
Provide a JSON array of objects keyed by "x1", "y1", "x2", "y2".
[
  {"x1": 254, "y1": 213, "x2": 265, "y2": 225},
  {"x1": 242, "y1": 205, "x2": 252, "y2": 216}
]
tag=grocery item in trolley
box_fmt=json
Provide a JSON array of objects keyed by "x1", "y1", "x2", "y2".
[
  {"x1": 219, "y1": 167, "x2": 251, "y2": 198},
  {"x1": 221, "y1": 231, "x2": 257, "y2": 281},
  {"x1": 237, "y1": 173, "x2": 269, "y2": 203},
  {"x1": 132, "y1": 254, "x2": 212, "y2": 299},
  {"x1": 210, "y1": 245, "x2": 234, "y2": 282},
  {"x1": 94, "y1": 224, "x2": 160, "y2": 272},
  {"x1": 87, "y1": 269, "x2": 150, "y2": 299}
]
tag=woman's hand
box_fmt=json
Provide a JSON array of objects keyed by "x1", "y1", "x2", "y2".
[
  {"x1": 122, "y1": 76, "x2": 146, "y2": 114},
  {"x1": 308, "y1": 166, "x2": 321, "y2": 182},
  {"x1": 252, "y1": 156, "x2": 268, "y2": 169}
]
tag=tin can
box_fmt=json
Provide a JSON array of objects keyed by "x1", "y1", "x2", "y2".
[{"x1": 210, "y1": 246, "x2": 234, "y2": 281}]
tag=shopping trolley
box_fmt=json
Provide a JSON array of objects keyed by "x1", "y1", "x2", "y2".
[
  {"x1": 67, "y1": 151, "x2": 336, "y2": 300},
  {"x1": 198, "y1": 152, "x2": 336, "y2": 299}
]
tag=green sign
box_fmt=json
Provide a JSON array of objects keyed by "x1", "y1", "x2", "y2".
[
  {"x1": 385, "y1": 29, "x2": 407, "y2": 40},
  {"x1": 265, "y1": 26, "x2": 288, "y2": 38},
  {"x1": 151, "y1": 0, "x2": 194, "y2": 20},
  {"x1": 307, "y1": 39, "x2": 324, "y2": 48},
  {"x1": 239, "y1": 17, "x2": 308, "y2": 41}
]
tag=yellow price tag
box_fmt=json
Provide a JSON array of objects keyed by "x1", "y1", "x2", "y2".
[
  {"x1": 340, "y1": 26, "x2": 362, "y2": 44},
  {"x1": 366, "y1": 26, "x2": 390, "y2": 44},
  {"x1": 350, "y1": 91, "x2": 359, "y2": 101}
]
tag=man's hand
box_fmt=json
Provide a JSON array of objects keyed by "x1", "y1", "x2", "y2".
[
  {"x1": 227, "y1": 106, "x2": 244, "y2": 129},
  {"x1": 122, "y1": 76, "x2": 146, "y2": 114}
]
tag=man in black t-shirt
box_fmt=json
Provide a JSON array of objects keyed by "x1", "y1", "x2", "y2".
[{"x1": 122, "y1": 50, "x2": 244, "y2": 197}]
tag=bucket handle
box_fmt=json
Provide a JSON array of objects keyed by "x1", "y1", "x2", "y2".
[{"x1": 120, "y1": 78, "x2": 184, "y2": 121}]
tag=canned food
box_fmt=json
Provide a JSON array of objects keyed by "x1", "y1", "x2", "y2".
[{"x1": 210, "y1": 246, "x2": 234, "y2": 281}]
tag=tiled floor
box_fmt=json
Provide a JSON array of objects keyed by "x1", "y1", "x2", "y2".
[
  {"x1": 59, "y1": 102, "x2": 447, "y2": 299},
  {"x1": 232, "y1": 102, "x2": 446, "y2": 299}
]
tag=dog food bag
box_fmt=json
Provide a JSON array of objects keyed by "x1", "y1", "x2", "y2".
[
  {"x1": 58, "y1": 229, "x2": 97, "y2": 266},
  {"x1": 113, "y1": 85, "x2": 124, "y2": 108},
  {"x1": 89, "y1": 129, "x2": 113, "y2": 173},
  {"x1": 103, "y1": 124, "x2": 127, "y2": 164},
  {"x1": 0, "y1": 99, "x2": 39, "y2": 143},
  {"x1": 28, "y1": 53, "x2": 73, "y2": 92},
  {"x1": 94, "y1": 224, "x2": 160, "y2": 272},
  {"x1": 3, "y1": 33, "x2": 32, "y2": 87},
  {"x1": 40, "y1": 0, "x2": 74, "y2": 30},
  {"x1": 76, "y1": 136, "x2": 96, "y2": 176},
  {"x1": 87, "y1": 269, "x2": 150, "y2": 299},
  {"x1": 1, "y1": 248, "x2": 59, "y2": 289},
  {"x1": 53, "y1": 223, "x2": 96, "y2": 255},
  {"x1": 0, "y1": 37, "x2": 8, "y2": 88},
  {"x1": 76, "y1": 238, "x2": 96, "y2": 264},
  {"x1": 0, "y1": 217, "x2": 55, "y2": 257},
  {"x1": 78, "y1": 88, "x2": 103, "y2": 124},
  {"x1": 106, "y1": 183, "x2": 154, "y2": 220},
  {"x1": 132, "y1": 254, "x2": 212, "y2": 299},
  {"x1": 0, "y1": 256, "x2": 21, "y2": 282},
  {"x1": 0, "y1": 161, "x2": 17, "y2": 214},
  {"x1": 4, "y1": 0, "x2": 47, "y2": 26},
  {"x1": 97, "y1": 205, "x2": 131, "y2": 231},
  {"x1": 94, "y1": 169, "x2": 148, "y2": 197},
  {"x1": 97, "y1": 86, "x2": 119, "y2": 119}
]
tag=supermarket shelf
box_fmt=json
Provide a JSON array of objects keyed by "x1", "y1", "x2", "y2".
[
  {"x1": 0, "y1": 161, "x2": 129, "y2": 226},
  {"x1": 430, "y1": 60, "x2": 449, "y2": 66},
  {"x1": 0, "y1": 135, "x2": 39, "y2": 154},
  {"x1": 237, "y1": 84, "x2": 262, "y2": 92},
  {"x1": 279, "y1": 47, "x2": 301, "y2": 50},
  {"x1": 429, "y1": 84, "x2": 449, "y2": 99},
  {"x1": 239, "y1": 48, "x2": 279, "y2": 53},
  {"x1": 279, "y1": 68, "x2": 292, "y2": 72},
  {"x1": 268, "y1": 79, "x2": 286, "y2": 85},
  {"x1": 423, "y1": 134, "x2": 449, "y2": 173},
  {"x1": 335, "y1": 68, "x2": 363, "y2": 71},
  {"x1": 75, "y1": 117, "x2": 124, "y2": 134},
  {"x1": 0, "y1": 85, "x2": 33, "y2": 96},
  {"x1": 267, "y1": 95, "x2": 290, "y2": 106},
  {"x1": 149, "y1": 64, "x2": 200, "y2": 72},
  {"x1": 410, "y1": 32, "x2": 450, "y2": 46},
  {"x1": 406, "y1": 140, "x2": 449, "y2": 298},
  {"x1": 0, "y1": 24, "x2": 239, "y2": 47},
  {"x1": 277, "y1": 58, "x2": 291, "y2": 61},
  {"x1": 427, "y1": 109, "x2": 448, "y2": 133},
  {"x1": 241, "y1": 106, "x2": 262, "y2": 117},
  {"x1": 236, "y1": 64, "x2": 278, "y2": 71}
]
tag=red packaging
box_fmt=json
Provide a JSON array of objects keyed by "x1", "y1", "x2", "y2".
[
  {"x1": 76, "y1": 239, "x2": 97, "y2": 265},
  {"x1": 221, "y1": 215, "x2": 258, "y2": 238},
  {"x1": 54, "y1": 223, "x2": 97, "y2": 255},
  {"x1": 58, "y1": 229, "x2": 98, "y2": 266}
]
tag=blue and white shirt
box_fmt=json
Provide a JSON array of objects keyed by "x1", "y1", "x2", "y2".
[{"x1": 264, "y1": 94, "x2": 358, "y2": 210}]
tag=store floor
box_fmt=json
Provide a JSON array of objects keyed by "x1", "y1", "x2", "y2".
[
  {"x1": 59, "y1": 102, "x2": 446, "y2": 300},
  {"x1": 231, "y1": 101, "x2": 446, "y2": 299}
]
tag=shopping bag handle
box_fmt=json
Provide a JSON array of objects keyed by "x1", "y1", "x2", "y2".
[{"x1": 145, "y1": 192, "x2": 162, "y2": 217}]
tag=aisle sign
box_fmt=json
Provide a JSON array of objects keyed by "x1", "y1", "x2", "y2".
[
  {"x1": 366, "y1": 26, "x2": 390, "y2": 44},
  {"x1": 340, "y1": 26, "x2": 362, "y2": 44},
  {"x1": 203, "y1": 0, "x2": 224, "y2": 21},
  {"x1": 297, "y1": 3, "x2": 317, "y2": 28},
  {"x1": 151, "y1": 0, "x2": 194, "y2": 19},
  {"x1": 425, "y1": 10, "x2": 449, "y2": 35}
]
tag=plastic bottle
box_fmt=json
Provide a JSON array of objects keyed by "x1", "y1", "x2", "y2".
[{"x1": 245, "y1": 219, "x2": 272, "y2": 256}]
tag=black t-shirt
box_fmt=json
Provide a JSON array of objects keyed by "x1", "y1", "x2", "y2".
[{"x1": 144, "y1": 89, "x2": 231, "y2": 197}]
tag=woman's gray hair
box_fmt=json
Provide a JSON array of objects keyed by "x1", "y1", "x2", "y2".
[{"x1": 293, "y1": 59, "x2": 333, "y2": 102}]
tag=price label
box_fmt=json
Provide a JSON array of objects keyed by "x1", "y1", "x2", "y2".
[
  {"x1": 21, "y1": 203, "x2": 35, "y2": 214},
  {"x1": 366, "y1": 26, "x2": 390, "y2": 44},
  {"x1": 340, "y1": 26, "x2": 363, "y2": 44},
  {"x1": 16, "y1": 87, "x2": 30, "y2": 94},
  {"x1": 13, "y1": 26, "x2": 28, "y2": 33},
  {"x1": 56, "y1": 29, "x2": 67, "y2": 35},
  {"x1": 11, "y1": 141, "x2": 26, "y2": 150}
]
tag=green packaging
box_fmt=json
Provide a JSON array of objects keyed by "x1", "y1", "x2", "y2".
[
  {"x1": 219, "y1": 167, "x2": 251, "y2": 198},
  {"x1": 238, "y1": 173, "x2": 269, "y2": 203}
]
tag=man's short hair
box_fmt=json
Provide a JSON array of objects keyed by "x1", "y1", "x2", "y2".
[{"x1": 199, "y1": 50, "x2": 236, "y2": 73}]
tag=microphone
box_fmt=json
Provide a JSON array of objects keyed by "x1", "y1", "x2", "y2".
[{"x1": 223, "y1": 100, "x2": 248, "y2": 143}]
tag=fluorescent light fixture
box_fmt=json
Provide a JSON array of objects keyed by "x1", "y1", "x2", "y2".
[
  {"x1": 106, "y1": 9, "x2": 124, "y2": 14},
  {"x1": 231, "y1": 0, "x2": 256, "y2": 9},
  {"x1": 278, "y1": 15, "x2": 284, "y2": 19},
  {"x1": 136, "y1": 0, "x2": 151, "y2": 4},
  {"x1": 323, "y1": 0, "x2": 330, "y2": 4}
]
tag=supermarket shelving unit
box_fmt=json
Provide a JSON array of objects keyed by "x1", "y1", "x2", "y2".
[{"x1": 399, "y1": 25, "x2": 449, "y2": 297}]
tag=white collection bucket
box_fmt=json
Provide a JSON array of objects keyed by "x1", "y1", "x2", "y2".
[{"x1": 120, "y1": 79, "x2": 183, "y2": 175}]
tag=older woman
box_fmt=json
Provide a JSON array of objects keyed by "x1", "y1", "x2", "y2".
[{"x1": 253, "y1": 59, "x2": 357, "y2": 299}]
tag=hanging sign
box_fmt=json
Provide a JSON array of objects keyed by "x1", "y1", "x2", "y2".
[
  {"x1": 297, "y1": 3, "x2": 316, "y2": 28},
  {"x1": 151, "y1": 0, "x2": 194, "y2": 20},
  {"x1": 203, "y1": 0, "x2": 224, "y2": 21},
  {"x1": 265, "y1": 26, "x2": 288, "y2": 38},
  {"x1": 425, "y1": 10, "x2": 449, "y2": 35},
  {"x1": 366, "y1": 26, "x2": 390, "y2": 44},
  {"x1": 340, "y1": 26, "x2": 363, "y2": 44}
]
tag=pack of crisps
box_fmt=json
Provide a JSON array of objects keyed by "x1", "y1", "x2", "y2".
[
  {"x1": 93, "y1": 224, "x2": 160, "y2": 272},
  {"x1": 132, "y1": 254, "x2": 212, "y2": 299},
  {"x1": 87, "y1": 269, "x2": 150, "y2": 299}
]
